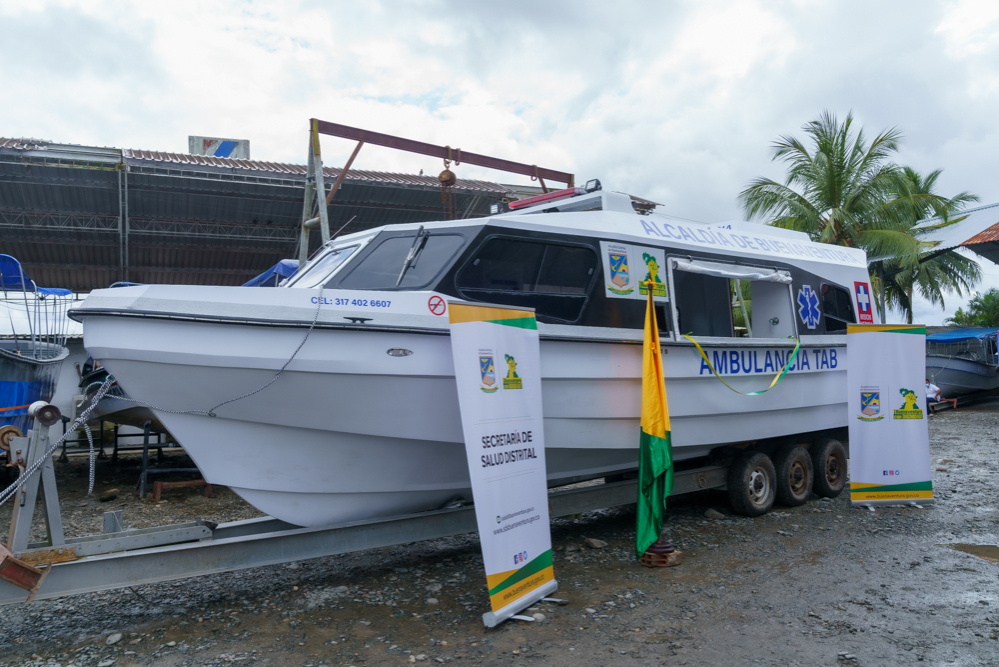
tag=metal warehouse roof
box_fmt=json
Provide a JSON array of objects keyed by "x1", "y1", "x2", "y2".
[
  {"x1": 0, "y1": 138, "x2": 522, "y2": 291},
  {"x1": 916, "y1": 202, "x2": 999, "y2": 267},
  {"x1": 122, "y1": 148, "x2": 513, "y2": 194},
  {"x1": 0, "y1": 138, "x2": 45, "y2": 150}
]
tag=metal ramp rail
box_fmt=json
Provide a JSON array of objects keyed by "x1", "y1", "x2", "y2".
[{"x1": 1, "y1": 462, "x2": 726, "y2": 606}]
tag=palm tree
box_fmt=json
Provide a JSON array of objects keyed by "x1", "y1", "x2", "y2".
[
  {"x1": 879, "y1": 167, "x2": 980, "y2": 323},
  {"x1": 740, "y1": 111, "x2": 917, "y2": 259},
  {"x1": 945, "y1": 289, "x2": 999, "y2": 327},
  {"x1": 740, "y1": 112, "x2": 979, "y2": 322}
]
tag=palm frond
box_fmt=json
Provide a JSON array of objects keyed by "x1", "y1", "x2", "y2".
[{"x1": 742, "y1": 115, "x2": 980, "y2": 323}]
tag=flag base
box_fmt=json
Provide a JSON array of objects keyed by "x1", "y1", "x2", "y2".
[
  {"x1": 639, "y1": 550, "x2": 683, "y2": 568},
  {"x1": 639, "y1": 539, "x2": 683, "y2": 568}
]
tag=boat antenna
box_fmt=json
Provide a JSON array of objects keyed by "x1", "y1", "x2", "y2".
[
  {"x1": 306, "y1": 216, "x2": 359, "y2": 264},
  {"x1": 329, "y1": 215, "x2": 357, "y2": 243}
]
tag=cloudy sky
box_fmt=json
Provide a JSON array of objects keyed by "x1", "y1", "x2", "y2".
[{"x1": 2, "y1": 0, "x2": 998, "y2": 323}]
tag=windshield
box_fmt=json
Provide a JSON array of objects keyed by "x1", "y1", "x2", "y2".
[
  {"x1": 339, "y1": 232, "x2": 466, "y2": 290},
  {"x1": 288, "y1": 245, "x2": 358, "y2": 288}
]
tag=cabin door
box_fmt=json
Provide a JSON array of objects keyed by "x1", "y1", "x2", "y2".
[{"x1": 751, "y1": 281, "x2": 795, "y2": 338}]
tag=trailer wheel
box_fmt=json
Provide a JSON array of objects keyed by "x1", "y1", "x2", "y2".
[
  {"x1": 727, "y1": 451, "x2": 776, "y2": 517},
  {"x1": 811, "y1": 438, "x2": 847, "y2": 498},
  {"x1": 774, "y1": 444, "x2": 813, "y2": 506}
]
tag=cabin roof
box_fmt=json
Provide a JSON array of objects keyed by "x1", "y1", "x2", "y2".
[{"x1": 323, "y1": 196, "x2": 868, "y2": 272}]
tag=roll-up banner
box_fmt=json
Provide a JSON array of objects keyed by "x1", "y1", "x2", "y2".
[
  {"x1": 448, "y1": 302, "x2": 558, "y2": 627},
  {"x1": 846, "y1": 324, "x2": 934, "y2": 506}
]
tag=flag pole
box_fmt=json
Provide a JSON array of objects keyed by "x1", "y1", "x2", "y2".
[{"x1": 636, "y1": 281, "x2": 682, "y2": 568}]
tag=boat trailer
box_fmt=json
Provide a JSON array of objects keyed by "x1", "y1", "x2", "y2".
[
  {"x1": 927, "y1": 388, "x2": 999, "y2": 413},
  {"x1": 1, "y1": 403, "x2": 728, "y2": 606}
]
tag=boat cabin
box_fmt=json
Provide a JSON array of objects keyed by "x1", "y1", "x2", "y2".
[
  {"x1": 926, "y1": 328, "x2": 999, "y2": 366},
  {"x1": 285, "y1": 183, "x2": 872, "y2": 342}
]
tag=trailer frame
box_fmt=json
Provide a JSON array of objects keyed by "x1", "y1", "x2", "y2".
[{"x1": 1, "y1": 415, "x2": 728, "y2": 606}]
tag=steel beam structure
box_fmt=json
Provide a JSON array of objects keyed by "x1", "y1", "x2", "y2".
[
  {"x1": 0, "y1": 210, "x2": 298, "y2": 243},
  {"x1": 0, "y1": 466, "x2": 726, "y2": 606},
  {"x1": 0, "y1": 209, "x2": 120, "y2": 232},
  {"x1": 128, "y1": 218, "x2": 299, "y2": 242},
  {"x1": 313, "y1": 119, "x2": 575, "y2": 186},
  {"x1": 122, "y1": 166, "x2": 129, "y2": 282}
]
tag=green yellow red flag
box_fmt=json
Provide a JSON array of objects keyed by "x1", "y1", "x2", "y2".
[{"x1": 636, "y1": 285, "x2": 675, "y2": 557}]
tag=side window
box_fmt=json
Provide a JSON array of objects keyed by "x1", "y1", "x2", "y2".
[
  {"x1": 673, "y1": 271, "x2": 732, "y2": 337},
  {"x1": 339, "y1": 233, "x2": 465, "y2": 290},
  {"x1": 289, "y1": 245, "x2": 357, "y2": 288},
  {"x1": 670, "y1": 258, "x2": 796, "y2": 338},
  {"x1": 820, "y1": 283, "x2": 856, "y2": 333},
  {"x1": 456, "y1": 237, "x2": 598, "y2": 323},
  {"x1": 455, "y1": 239, "x2": 545, "y2": 291}
]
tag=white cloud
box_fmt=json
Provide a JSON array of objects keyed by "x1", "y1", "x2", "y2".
[
  {"x1": 2, "y1": 0, "x2": 998, "y2": 320},
  {"x1": 909, "y1": 251, "x2": 999, "y2": 325}
]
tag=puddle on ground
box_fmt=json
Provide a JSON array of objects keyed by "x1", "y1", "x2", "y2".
[{"x1": 947, "y1": 543, "x2": 999, "y2": 563}]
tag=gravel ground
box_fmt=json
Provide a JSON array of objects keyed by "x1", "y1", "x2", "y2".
[
  {"x1": 0, "y1": 447, "x2": 265, "y2": 545},
  {"x1": 1, "y1": 401, "x2": 998, "y2": 667}
]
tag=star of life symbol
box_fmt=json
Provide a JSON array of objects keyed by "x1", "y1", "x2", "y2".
[{"x1": 797, "y1": 284, "x2": 821, "y2": 329}]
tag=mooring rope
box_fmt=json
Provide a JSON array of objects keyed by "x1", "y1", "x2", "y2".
[{"x1": 0, "y1": 375, "x2": 115, "y2": 507}]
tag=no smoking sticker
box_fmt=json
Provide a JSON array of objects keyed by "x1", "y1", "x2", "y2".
[{"x1": 428, "y1": 295, "x2": 447, "y2": 316}]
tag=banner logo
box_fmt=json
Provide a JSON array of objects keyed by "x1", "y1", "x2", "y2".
[
  {"x1": 893, "y1": 388, "x2": 924, "y2": 420},
  {"x1": 797, "y1": 285, "x2": 821, "y2": 329},
  {"x1": 858, "y1": 389, "x2": 884, "y2": 421},
  {"x1": 479, "y1": 353, "x2": 498, "y2": 393},
  {"x1": 606, "y1": 245, "x2": 633, "y2": 295},
  {"x1": 502, "y1": 354, "x2": 523, "y2": 390},
  {"x1": 639, "y1": 253, "x2": 668, "y2": 297},
  {"x1": 854, "y1": 281, "x2": 874, "y2": 324}
]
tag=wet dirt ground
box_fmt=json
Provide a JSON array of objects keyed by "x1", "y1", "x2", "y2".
[{"x1": 1, "y1": 400, "x2": 998, "y2": 667}]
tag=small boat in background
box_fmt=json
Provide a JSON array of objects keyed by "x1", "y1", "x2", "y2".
[
  {"x1": 242, "y1": 259, "x2": 299, "y2": 287},
  {"x1": 0, "y1": 255, "x2": 72, "y2": 436},
  {"x1": 926, "y1": 328, "x2": 999, "y2": 398}
]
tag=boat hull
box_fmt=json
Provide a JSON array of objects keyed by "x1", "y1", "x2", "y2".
[
  {"x1": 83, "y1": 315, "x2": 848, "y2": 527},
  {"x1": 925, "y1": 355, "x2": 999, "y2": 398},
  {"x1": 0, "y1": 341, "x2": 68, "y2": 433}
]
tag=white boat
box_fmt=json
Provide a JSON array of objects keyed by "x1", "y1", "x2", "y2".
[
  {"x1": 72, "y1": 184, "x2": 873, "y2": 526},
  {"x1": 926, "y1": 328, "x2": 999, "y2": 398}
]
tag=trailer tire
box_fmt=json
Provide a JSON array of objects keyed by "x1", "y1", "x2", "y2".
[
  {"x1": 774, "y1": 445, "x2": 813, "y2": 506},
  {"x1": 811, "y1": 438, "x2": 847, "y2": 498},
  {"x1": 727, "y1": 451, "x2": 776, "y2": 517}
]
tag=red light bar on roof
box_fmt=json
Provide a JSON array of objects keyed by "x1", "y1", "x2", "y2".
[{"x1": 508, "y1": 187, "x2": 583, "y2": 210}]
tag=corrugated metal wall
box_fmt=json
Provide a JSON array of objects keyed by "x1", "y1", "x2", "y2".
[{"x1": 0, "y1": 141, "x2": 510, "y2": 291}]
